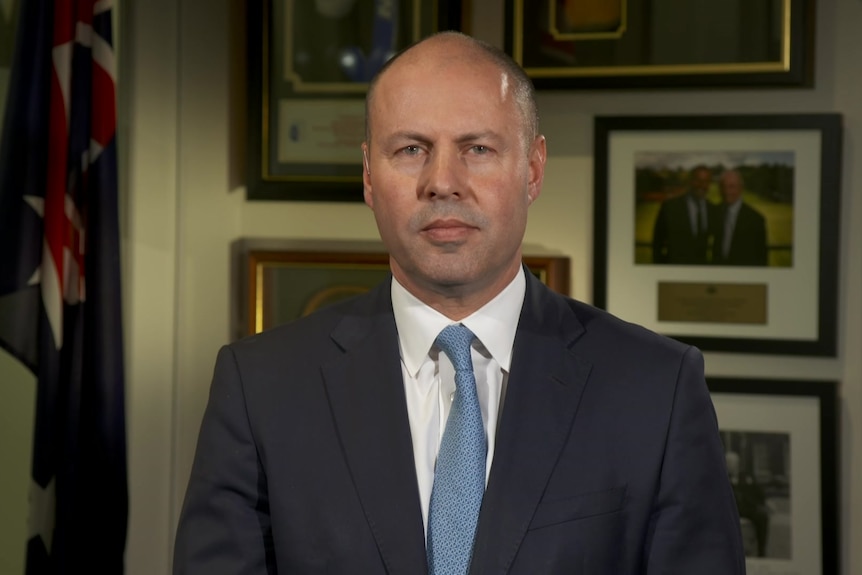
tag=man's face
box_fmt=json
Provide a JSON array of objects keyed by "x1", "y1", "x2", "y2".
[
  {"x1": 690, "y1": 168, "x2": 712, "y2": 199},
  {"x1": 720, "y1": 172, "x2": 743, "y2": 205},
  {"x1": 362, "y1": 41, "x2": 546, "y2": 304}
]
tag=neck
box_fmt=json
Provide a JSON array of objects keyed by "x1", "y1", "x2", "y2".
[{"x1": 392, "y1": 261, "x2": 522, "y2": 321}]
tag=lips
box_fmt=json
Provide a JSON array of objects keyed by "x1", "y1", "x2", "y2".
[{"x1": 421, "y1": 218, "x2": 477, "y2": 242}]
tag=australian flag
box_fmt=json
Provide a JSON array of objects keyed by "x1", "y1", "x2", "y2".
[{"x1": 0, "y1": 0, "x2": 128, "y2": 572}]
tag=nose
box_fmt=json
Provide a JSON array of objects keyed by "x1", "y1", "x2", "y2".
[{"x1": 420, "y1": 148, "x2": 464, "y2": 200}]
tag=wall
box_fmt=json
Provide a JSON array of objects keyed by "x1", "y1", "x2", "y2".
[
  {"x1": 1, "y1": 0, "x2": 859, "y2": 573},
  {"x1": 155, "y1": 0, "x2": 862, "y2": 571},
  {"x1": 0, "y1": 353, "x2": 33, "y2": 573}
]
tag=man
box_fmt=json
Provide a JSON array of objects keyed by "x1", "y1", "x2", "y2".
[
  {"x1": 651, "y1": 165, "x2": 715, "y2": 264},
  {"x1": 726, "y1": 451, "x2": 771, "y2": 557},
  {"x1": 713, "y1": 169, "x2": 769, "y2": 266},
  {"x1": 174, "y1": 32, "x2": 744, "y2": 574}
]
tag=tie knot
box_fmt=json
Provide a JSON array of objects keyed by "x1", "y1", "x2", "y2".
[{"x1": 435, "y1": 324, "x2": 475, "y2": 373}]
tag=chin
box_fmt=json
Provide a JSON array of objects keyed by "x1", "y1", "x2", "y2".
[{"x1": 421, "y1": 264, "x2": 488, "y2": 291}]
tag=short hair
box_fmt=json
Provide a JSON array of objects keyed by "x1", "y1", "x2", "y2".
[{"x1": 364, "y1": 32, "x2": 538, "y2": 146}]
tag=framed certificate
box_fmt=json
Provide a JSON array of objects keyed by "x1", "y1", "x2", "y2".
[{"x1": 247, "y1": 1, "x2": 464, "y2": 201}]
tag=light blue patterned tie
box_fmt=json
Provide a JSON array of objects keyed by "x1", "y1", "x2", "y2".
[{"x1": 427, "y1": 324, "x2": 486, "y2": 575}]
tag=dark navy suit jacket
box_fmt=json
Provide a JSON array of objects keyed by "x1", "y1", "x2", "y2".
[
  {"x1": 652, "y1": 194, "x2": 716, "y2": 265},
  {"x1": 713, "y1": 202, "x2": 769, "y2": 266},
  {"x1": 173, "y1": 270, "x2": 745, "y2": 574}
]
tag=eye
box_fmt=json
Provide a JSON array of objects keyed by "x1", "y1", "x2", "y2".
[
  {"x1": 470, "y1": 144, "x2": 494, "y2": 156},
  {"x1": 401, "y1": 145, "x2": 422, "y2": 156}
]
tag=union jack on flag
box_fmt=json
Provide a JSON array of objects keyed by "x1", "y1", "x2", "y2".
[{"x1": 0, "y1": 0, "x2": 128, "y2": 572}]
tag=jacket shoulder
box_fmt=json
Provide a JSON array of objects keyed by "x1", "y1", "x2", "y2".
[{"x1": 566, "y1": 297, "x2": 695, "y2": 365}]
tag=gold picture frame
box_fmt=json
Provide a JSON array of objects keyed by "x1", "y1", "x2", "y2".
[
  {"x1": 236, "y1": 242, "x2": 570, "y2": 337},
  {"x1": 505, "y1": 0, "x2": 814, "y2": 89}
]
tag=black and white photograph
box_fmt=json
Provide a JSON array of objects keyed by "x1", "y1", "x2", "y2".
[
  {"x1": 721, "y1": 430, "x2": 792, "y2": 559},
  {"x1": 708, "y1": 378, "x2": 837, "y2": 575}
]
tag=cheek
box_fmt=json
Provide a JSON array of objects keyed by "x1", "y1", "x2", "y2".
[
  {"x1": 371, "y1": 195, "x2": 411, "y2": 242},
  {"x1": 487, "y1": 197, "x2": 529, "y2": 243}
]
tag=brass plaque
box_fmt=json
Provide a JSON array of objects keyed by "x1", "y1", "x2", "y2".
[{"x1": 658, "y1": 282, "x2": 767, "y2": 324}]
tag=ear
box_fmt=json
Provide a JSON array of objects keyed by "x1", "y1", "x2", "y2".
[
  {"x1": 526, "y1": 135, "x2": 546, "y2": 205},
  {"x1": 362, "y1": 142, "x2": 373, "y2": 208}
]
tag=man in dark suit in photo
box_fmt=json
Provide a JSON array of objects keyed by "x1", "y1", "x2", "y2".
[
  {"x1": 651, "y1": 164, "x2": 716, "y2": 265},
  {"x1": 713, "y1": 169, "x2": 769, "y2": 266},
  {"x1": 726, "y1": 451, "x2": 771, "y2": 557},
  {"x1": 173, "y1": 32, "x2": 744, "y2": 574}
]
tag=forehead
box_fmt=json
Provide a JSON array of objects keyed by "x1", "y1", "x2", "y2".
[
  {"x1": 370, "y1": 47, "x2": 515, "y2": 125},
  {"x1": 383, "y1": 38, "x2": 502, "y2": 84},
  {"x1": 722, "y1": 173, "x2": 742, "y2": 185}
]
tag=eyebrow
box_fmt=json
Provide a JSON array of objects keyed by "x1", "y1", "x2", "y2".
[
  {"x1": 380, "y1": 131, "x2": 431, "y2": 149},
  {"x1": 383, "y1": 130, "x2": 504, "y2": 146},
  {"x1": 454, "y1": 131, "x2": 503, "y2": 145}
]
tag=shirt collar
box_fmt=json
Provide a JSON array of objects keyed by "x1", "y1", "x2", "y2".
[
  {"x1": 391, "y1": 267, "x2": 526, "y2": 377},
  {"x1": 726, "y1": 199, "x2": 743, "y2": 217}
]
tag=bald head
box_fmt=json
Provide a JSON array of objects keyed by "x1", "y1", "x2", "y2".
[
  {"x1": 365, "y1": 32, "x2": 539, "y2": 149},
  {"x1": 719, "y1": 169, "x2": 744, "y2": 205}
]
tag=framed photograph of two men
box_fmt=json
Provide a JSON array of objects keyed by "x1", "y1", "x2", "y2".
[
  {"x1": 504, "y1": 0, "x2": 814, "y2": 89},
  {"x1": 246, "y1": 1, "x2": 465, "y2": 201},
  {"x1": 593, "y1": 114, "x2": 842, "y2": 356}
]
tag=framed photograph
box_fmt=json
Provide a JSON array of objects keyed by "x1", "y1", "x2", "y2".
[
  {"x1": 707, "y1": 378, "x2": 838, "y2": 575},
  {"x1": 247, "y1": 1, "x2": 464, "y2": 201},
  {"x1": 593, "y1": 114, "x2": 842, "y2": 356},
  {"x1": 237, "y1": 245, "x2": 570, "y2": 337},
  {"x1": 504, "y1": 0, "x2": 814, "y2": 89}
]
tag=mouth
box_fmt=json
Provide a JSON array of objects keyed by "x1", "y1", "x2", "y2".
[{"x1": 421, "y1": 219, "x2": 477, "y2": 243}]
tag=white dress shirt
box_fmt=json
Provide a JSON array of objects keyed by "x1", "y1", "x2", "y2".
[
  {"x1": 686, "y1": 194, "x2": 708, "y2": 235},
  {"x1": 391, "y1": 268, "x2": 526, "y2": 535},
  {"x1": 722, "y1": 199, "x2": 743, "y2": 258}
]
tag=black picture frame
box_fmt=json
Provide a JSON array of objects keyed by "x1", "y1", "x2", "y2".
[
  {"x1": 504, "y1": 0, "x2": 815, "y2": 89},
  {"x1": 246, "y1": 1, "x2": 464, "y2": 201},
  {"x1": 593, "y1": 114, "x2": 842, "y2": 356},
  {"x1": 707, "y1": 377, "x2": 838, "y2": 573}
]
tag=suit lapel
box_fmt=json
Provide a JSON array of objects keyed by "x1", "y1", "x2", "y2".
[
  {"x1": 470, "y1": 272, "x2": 592, "y2": 575},
  {"x1": 322, "y1": 280, "x2": 428, "y2": 575}
]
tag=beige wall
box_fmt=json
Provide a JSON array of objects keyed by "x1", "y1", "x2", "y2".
[{"x1": 1, "y1": 0, "x2": 860, "y2": 573}]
